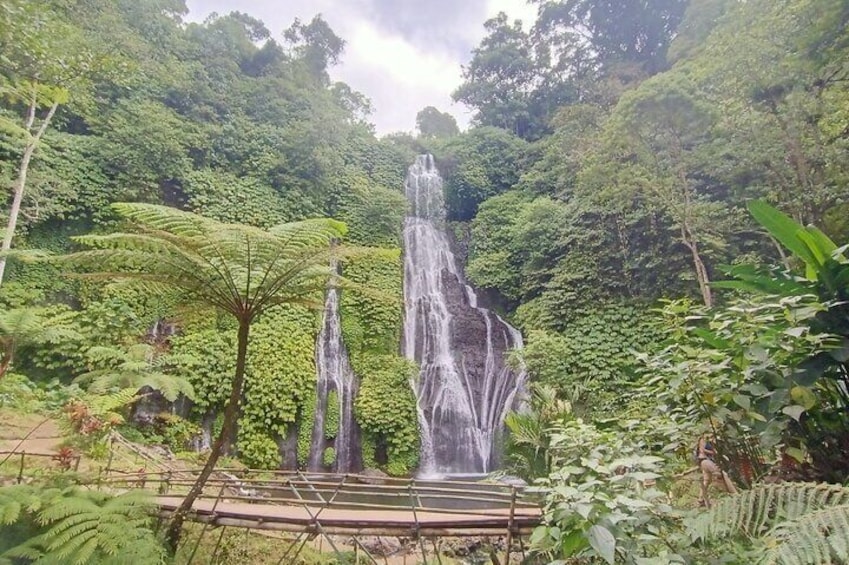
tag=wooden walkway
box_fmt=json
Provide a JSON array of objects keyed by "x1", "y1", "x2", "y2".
[
  {"x1": 106, "y1": 469, "x2": 542, "y2": 538},
  {"x1": 156, "y1": 495, "x2": 541, "y2": 537}
]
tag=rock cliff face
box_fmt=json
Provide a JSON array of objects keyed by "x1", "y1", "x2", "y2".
[{"x1": 402, "y1": 155, "x2": 526, "y2": 477}]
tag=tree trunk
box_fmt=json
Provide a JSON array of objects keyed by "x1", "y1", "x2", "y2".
[
  {"x1": 164, "y1": 317, "x2": 251, "y2": 553},
  {"x1": 0, "y1": 94, "x2": 60, "y2": 288},
  {"x1": 681, "y1": 224, "x2": 713, "y2": 308},
  {"x1": 0, "y1": 352, "x2": 11, "y2": 380}
]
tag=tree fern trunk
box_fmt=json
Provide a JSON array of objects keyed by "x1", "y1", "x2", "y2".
[{"x1": 165, "y1": 317, "x2": 250, "y2": 553}]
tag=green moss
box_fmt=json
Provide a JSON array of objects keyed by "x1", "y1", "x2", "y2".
[
  {"x1": 339, "y1": 251, "x2": 420, "y2": 475},
  {"x1": 322, "y1": 447, "x2": 336, "y2": 467},
  {"x1": 324, "y1": 390, "x2": 339, "y2": 439}
]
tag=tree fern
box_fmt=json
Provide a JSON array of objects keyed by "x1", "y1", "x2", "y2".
[
  {"x1": 0, "y1": 307, "x2": 80, "y2": 379},
  {"x1": 76, "y1": 343, "x2": 194, "y2": 401},
  {"x1": 689, "y1": 483, "x2": 849, "y2": 564},
  {"x1": 52, "y1": 203, "x2": 368, "y2": 551},
  {"x1": 0, "y1": 485, "x2": 48, "y2": 526},
  {"x1": 1, "y1": 487, "x2": 164, "y2": 565}
]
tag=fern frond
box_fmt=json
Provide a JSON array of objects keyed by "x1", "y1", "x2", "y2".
[
  {"x1": 83, "y1": 388, "x2": 140, "y2": 416},
  {"x1": 690, "y1": 483, "x2": 849, "y2": 541},
  {"x1": 690, "y1": 483, "x2": 849, "y2": 565},
  {"x1": 0, "y1": 485, "x2": 54, "y2": 525},
  {"x1": 3, "y1": 488, "x2": 163, "y2": 565},
  {"x1": 759, "y1": 505, "x2": 849, "y2": 565}
]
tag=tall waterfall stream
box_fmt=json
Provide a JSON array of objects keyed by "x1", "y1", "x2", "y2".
[
  {"x1": 402, "y1": 154, "x2": 526, "y2": 477},
  {"x1": 306, "y1": 154, "x2": 525, "y2": 476}
]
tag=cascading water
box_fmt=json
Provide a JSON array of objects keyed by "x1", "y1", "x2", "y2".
[
  {"x1": 402, "y1": 154, "x2": 526, "y2": 477},
  {"x1": 307, "y1": 284, "x2": 362, "y2": 472}
]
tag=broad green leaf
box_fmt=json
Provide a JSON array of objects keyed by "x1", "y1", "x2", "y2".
[
  {"x1": 587, "y1": 524, "x2": 616, "y2": 564},
  {"x1": 804, "y1": 225, "x2": 837, "y2": 257},
  {"x1": 747, "y1": 201, "x2": 814, "y2": 267},
  {"x1": 785, "y1": 446, "x2": 806, "y2": 462},
  {"x1": 782, "y1": 405, "x2": 806, "y2": 421},
  {"x1": 790, "y1": 386, "x2": 817, "y2": 410},
  {"x1": 732, "y1": 394, "x2": 751, "y2": 410}
]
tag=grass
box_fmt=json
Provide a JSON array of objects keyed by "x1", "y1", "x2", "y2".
[{"x1": 174, "y1": 523, "x2": 358, "y2": 565}]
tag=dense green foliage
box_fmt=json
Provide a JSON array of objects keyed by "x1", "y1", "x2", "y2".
[
  {"x1": 0, "y1": 485, "x2": 165, "y2": 565},
  {"x1": 0, "y1": 0, "x2": 412, "y2": 481},
  {"x1": 3, "y1": 0, "x2": 849, "y2": 561}
]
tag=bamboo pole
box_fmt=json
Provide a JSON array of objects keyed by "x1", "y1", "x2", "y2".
[
  {"x1": 186, "y1": 480, "x2": 229, "y2": 564},
  {"x1": 274, "y1": 531, "x2": 307, "y2": 565},
  {"x1": 504, "y1": 487, "x2": 517, "y2": 565},
  {"x1": 209, "y1": 526, "x2": 227, "y2": 563},
  {"x1": 409, "y1": 481, "x2": 428, "y2": 565},
  {"x1": 287, "y1": 474, "x2": 346, "y2": 561}
]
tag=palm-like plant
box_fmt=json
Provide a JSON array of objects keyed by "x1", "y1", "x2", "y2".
[
  {"x1": 57, "y1": 203, "x2": 347, "y2": 550},
  {"x1": 76, "y1": 344, "x2": 194, "y2": 402},
  {"x1": 504, "y1": 384, "x2": 574, "y2": 480},
  {"x1": 0, "y1": 308, "x2": 80, "y2": 380}
]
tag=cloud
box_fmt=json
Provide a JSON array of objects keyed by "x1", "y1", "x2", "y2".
[{"x1": 184, "y1": 0, "x2": 538, "y2": 134}]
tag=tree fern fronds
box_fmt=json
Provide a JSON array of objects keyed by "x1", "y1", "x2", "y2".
[
  {"x1": 77, "y1": 344, "x2": 195, "y2": 401},
  {"x1": 759, "y1": 505, "x2": 849, "y2": 565},
  {"x1": 689, "y1": 483, "x2": 849, "y2": 565},
  {"x1": 3, "y1": 488, "x2": 164, "y2": 565},
  {"x1": 110, "y1": 202, "x2": 214, "y2": 236},
  {"x1": 0, "y1": 485, "x2": 47, "y2": 525},
  {"x1": 83, "y1": 387, "x2": 140, "y2": 416},
  {"x1": 690, "y1": 483, "x2": 849, "y2": 542}
]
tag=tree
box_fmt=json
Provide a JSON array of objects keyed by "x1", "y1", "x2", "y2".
[
  {"x1": 453, "y1": 13, "x2": 537, "y2": 137},
  {"x1": 0, "y1": 0, "x2": 106, "y2": 287},
  {"x1": 58, "y1": 203, "x2": 348, "y2": 551},
  {"x1": 602, "y1": 76, "x2": 729, "y2": 307},
  {"x1": 415, "y1": 106, "x2": 459, "y2": 138},
  {"x1": 436, "y1": 126, "x2": 528, "y2": 221},
  {"x1": 284, "y1": 15, "x2": 345, "y2": 81},
  {"x1": 0, "y1": 307, "x2": 79, "y2": 380},
  {"x1": 531, "y1": 0, "x2": 690, "y2": 74}
]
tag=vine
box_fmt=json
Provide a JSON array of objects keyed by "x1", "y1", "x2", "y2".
[
  {"x1": 340, "y1": 250, "x2": 420, "y2": 475},
  {"x1": 324, "y1": 390, "x2": 339, "y2": 439},
  {"x1": 239, "y1": 305, "x2": 319, "y2": 468}
]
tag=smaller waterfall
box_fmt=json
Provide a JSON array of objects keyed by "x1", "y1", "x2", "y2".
[{"x1": 308, "y1": 285, "x2": 362, "y2": 472}]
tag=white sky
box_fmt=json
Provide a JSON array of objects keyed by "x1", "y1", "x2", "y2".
[{"x1": 184, "y1": 0, "x2": 538, "y2": 134}]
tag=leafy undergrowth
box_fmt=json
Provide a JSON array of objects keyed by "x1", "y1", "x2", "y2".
[{"x1": 174, "y1": 524, "x2": 358, "y2": 565}]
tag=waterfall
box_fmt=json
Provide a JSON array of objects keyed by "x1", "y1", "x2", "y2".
[
  {"x1": 308, "y1": 284, "x2": 362, "y2": 472},
  {"x1": 402, "y1": 154, "x2": 526, "y2": 477}
]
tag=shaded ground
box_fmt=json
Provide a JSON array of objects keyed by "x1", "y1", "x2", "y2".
[{"x1": 0, "y1": 410, "x2": 63, "y2": 455}]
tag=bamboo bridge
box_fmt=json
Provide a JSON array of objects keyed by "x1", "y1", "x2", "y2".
[{"x1": 102, "y1": 468, "x2": 543, "y2": 563}]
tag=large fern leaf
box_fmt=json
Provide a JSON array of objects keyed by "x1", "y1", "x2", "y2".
[
  {"x1": 77, "y1": 343, "x2": 195, "y2": 402},
  {"x1": 0, "y1": 485, "x2": 50, "y2": 525},
  {"x1": 2, "y1": 488, "x2": 164, "y2": 565},
  {"x1": 758, "y1": 505, "x2": 849, "y2": 565},
  {"x1": 689, "y1": 483, "x2": 849, "y2": 565}
]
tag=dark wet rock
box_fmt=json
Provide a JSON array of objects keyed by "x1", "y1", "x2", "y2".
[
  {"x1": 357, "y1": 468, "x2": 390, "y2": 485},
  {"x1": 356, "y1": 536, "x2": 404, "y2": 556}
]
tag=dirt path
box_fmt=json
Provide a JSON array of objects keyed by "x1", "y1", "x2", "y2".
[{"x1": 0, "y1": 410, "x2": 63, "y2": 455}]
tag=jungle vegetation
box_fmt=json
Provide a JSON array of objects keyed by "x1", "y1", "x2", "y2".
[{"x1": 1, "y1": 0, "x2": 849, "y2": 563}]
